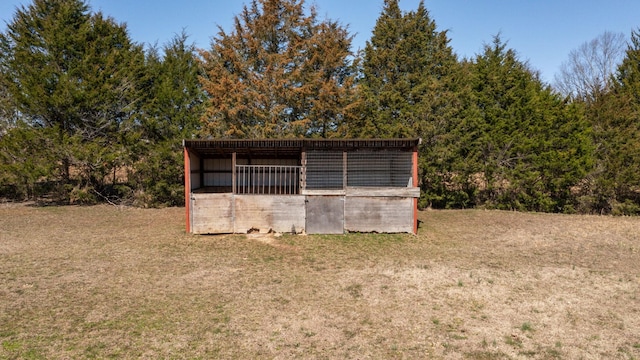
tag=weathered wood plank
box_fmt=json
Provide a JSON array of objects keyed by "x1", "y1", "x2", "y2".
[
  {"x1": 306, "y1": 196, "x2": 344, "y2": 234},
  {"x1": 301, "y1": 189, "x2": 346, "y2": 196},
  {"x1": 345, "y1": 197, "x2": 413, "y2": 233},
  {"x1": 191, "y1": 193, "x2": 234, "y2": 234},
  {"x1": 234, "y1": 195, "x2": 305, "y2": 233},
  {"x1": 345, "y1": 187, "x2": 420, "y2": 198}
]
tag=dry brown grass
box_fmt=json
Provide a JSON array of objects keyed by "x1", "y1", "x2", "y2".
[{"x1": 1, "y1": 204, "x2": 639, "y2": 359}]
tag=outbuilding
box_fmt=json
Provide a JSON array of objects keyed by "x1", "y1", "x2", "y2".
[{"x1": 183, "y1": 138, "x2": 421, "y2": 234}]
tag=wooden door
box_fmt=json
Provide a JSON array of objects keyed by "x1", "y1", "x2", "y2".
[{"x1": 305, "y1": 196, "x2": 344, "y2": 234}]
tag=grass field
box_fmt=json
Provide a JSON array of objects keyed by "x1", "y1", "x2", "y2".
[{"x1": 1, "y1": 204, "x2": 639, "y2": 359}]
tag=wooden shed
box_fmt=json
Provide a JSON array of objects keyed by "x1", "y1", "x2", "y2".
[{"x1": 183, "y1": 138, "x2": 421, "y2": 234}]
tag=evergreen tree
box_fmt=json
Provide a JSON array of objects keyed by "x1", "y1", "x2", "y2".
[
  {"x1": 139, "y1": 32, "x2": 204, "y2": 143},
  {"x1": 355, "y1": 0, "x2": 465, "y2": 208},
  {"x1": 461, "y1": 36, "x2": 593, "y2": 212},
  {"x1": 199, "y1": 0, "x2": 357, "y2": 138},
  {"x1": 0, "y1": 0, "x2": 144, "y2": 202},
  {"x1": 0, "y1": 74, "x2": 17, "y2": 133},
  {"x1": 354, "y1": 0, "x2": 405, "y2": 137},
  {"x1": 129, "y1": 32, "x2": 206, "y2": 206},
  {"x1": 586, "y1": 29, "x2": 640, "y2": 214}
]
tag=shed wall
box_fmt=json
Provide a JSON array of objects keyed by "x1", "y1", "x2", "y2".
[
  {"x1": 234, "y1": 195, "x2": 305, "y2": 234},
  {"x1": 344, "y1": 197, "x2": 414, "y2": 233},
  {"x1": 306, "y1": 196, "x2": 345, "y2": 234},
  {"x1": 191, "y1": 193, "x2": 233, "y2": 234}
]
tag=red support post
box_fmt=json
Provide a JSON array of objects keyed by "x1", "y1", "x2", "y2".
[{"x1": 184, "y1": 146, "x2": 191, "y2": 233}]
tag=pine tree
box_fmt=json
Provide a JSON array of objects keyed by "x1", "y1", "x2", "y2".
[
  {"x1": 356, "y1": 0, "x2": 461, "y2": 136},
  {"x1": 586, "y1": 29, "x2": 640, "y2": 214},
  {"x1": 354, "y1": 0, "x2": 405, "y2": 137},
  {"x1": 136, "y1": 32, "x2": 204, "y2": 143},
  {"x1": 128, "y1": 32, "x2": 206, "y2": 206},
  {"x1": 199, "y1": 0, "x2": 357, "y2": 138},
  {"x1": 462, "y1": 36, "x2": 593, "y2": 212},
  {"x1": 0, "y1": 0, "x2": 144, "y2": 202},
  {"x1": 355, "y1": 0, "x2": 465, "y2": 208}
]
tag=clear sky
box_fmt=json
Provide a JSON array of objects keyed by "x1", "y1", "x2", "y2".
[{"x1": 2, "y1": 0, "x2": 640, "y2": 83}]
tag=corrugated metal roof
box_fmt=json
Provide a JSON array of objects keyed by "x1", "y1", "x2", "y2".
[{"x1": 183, "y1": 138, "x2": 421, "y2": 155}]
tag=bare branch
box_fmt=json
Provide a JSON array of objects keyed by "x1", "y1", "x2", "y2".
[{"x1": 553, "y1": 31, "x2": 626, "y2": 102}]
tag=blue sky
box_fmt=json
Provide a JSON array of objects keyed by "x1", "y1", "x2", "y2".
[{"x1": 2, "y1": 0, "x2": 640, "y2": 83}]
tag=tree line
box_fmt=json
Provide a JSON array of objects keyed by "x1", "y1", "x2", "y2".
[{"x1": 1, "y1": 0, "x2": 639, "y2": 214}]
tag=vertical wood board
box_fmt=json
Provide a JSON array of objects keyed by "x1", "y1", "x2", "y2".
[{"x1": 306, "y1": 196, "x2": 344, "y2": 234}]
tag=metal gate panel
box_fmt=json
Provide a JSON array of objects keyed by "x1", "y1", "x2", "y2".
[{"x1": 305, "y1": 196, "x2": 344, "y2": 234}]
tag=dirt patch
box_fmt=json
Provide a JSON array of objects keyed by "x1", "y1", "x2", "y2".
[{"x1": 0, "y1": 205, "x2": 639, "y2": 359}]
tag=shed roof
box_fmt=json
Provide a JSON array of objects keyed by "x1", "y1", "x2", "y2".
[{"x1": 183, "y1": 138, "x2": 421, "y2": 156}]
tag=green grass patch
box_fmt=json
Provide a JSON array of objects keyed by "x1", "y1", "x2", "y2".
[{"x1": 520, "y1": 322, "x2": 534, "y2": 332}]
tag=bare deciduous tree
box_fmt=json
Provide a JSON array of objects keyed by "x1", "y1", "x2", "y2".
[{"x1": 554, "y1": 31, "x2": 626, "y2": 102}]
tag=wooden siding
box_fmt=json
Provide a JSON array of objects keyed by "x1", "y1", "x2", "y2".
[
  {"x1": 345, "y1": 187, "x2": 420, "y2": 198},
  {"x1": 191, "y1": 193, "x2": 234, "y2": 234},
  {"x1": 301, "y1": 189, "x2": 346, "y2": 196},
  {"x1": 344, "y1": 197, "x2": 414, "y2": 233},
  {"x1": 189, "y1": 193, "x2": 417, "y2": 234},
  {"x1": 234, "y1": 195, "x2": 305, "y2": 234}
]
